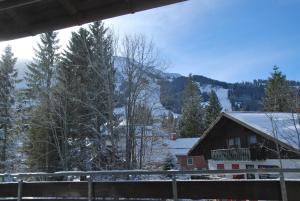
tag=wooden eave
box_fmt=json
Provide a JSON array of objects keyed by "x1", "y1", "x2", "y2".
[{"x1": 0, "y1": 0, "x2": 186, "y2": 41}]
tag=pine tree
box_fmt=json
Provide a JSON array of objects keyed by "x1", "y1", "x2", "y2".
[
  {"x1": 0, "y1": 45, "x2": 18, "y2": 172},
  {"x1": 264, "y1": 66, "x2": 292, "y2": 112},
  {"x1": 204, "y1": 90, "x2": 222, "y2": 129},
  {"x1": 56, "y1": 22, "x2": 117, "y2": 170},
  {"x1": 24, "y1": 32, "x2": 60, "y2": 172},
  {"x1": 88, "y1": 21, "x2": 117, "y2": 169},
  {"x1": 163, "y1": 153, "x2": 176, "y2": 170},
  {"x1": 179, "y1": 74, "x2": 204, "y2": 137}
]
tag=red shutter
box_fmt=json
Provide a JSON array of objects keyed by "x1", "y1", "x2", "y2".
[
  {"x1": 232, "y1": 164, "x2": 245, "y2": 179},
  {"x1": 217, "y1": 164, "x2": 225, "y2": 170},
  {"x1": 232, "y1": 164, "x2": 239, "y2": 169}
]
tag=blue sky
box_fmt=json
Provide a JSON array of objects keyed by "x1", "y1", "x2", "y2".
[{"x1": 1, "y1": 0, "x2": 300, "y2": 82}]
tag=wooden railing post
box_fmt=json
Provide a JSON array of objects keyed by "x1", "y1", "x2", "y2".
[
  {"x1": 88, "y1": 175, "x2": 93, "y2": 201},
  {"x1": 279, "y1": 172, "x2": 288, "y2": 201},
  {"x1": 172, "y1": 175, "x2": 178, "y2": 201},
  {"x1": 17, "y1": 180, "x2": 23, "y2": 201}
]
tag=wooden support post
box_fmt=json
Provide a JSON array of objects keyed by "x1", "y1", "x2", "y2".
[
  {"x1": 172, "y1": 175, "x2": 178, "y2": 201},
  {"x1": 88, "y1": 175, "x2": 93, "y2": 201},
  {"x1": 279, "y1": 172, "x2": 288, "y2": 201},
  {"x1": 17, "y1": 180, "x2": 23, "y2": 201}
]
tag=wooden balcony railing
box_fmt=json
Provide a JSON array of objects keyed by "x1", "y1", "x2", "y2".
[
  {"x1": 211, "y1": 148, "x2": 251, "y2": 161},
  {"x1": 0, "y1": 169, "x2": 300, "y2": 201}
]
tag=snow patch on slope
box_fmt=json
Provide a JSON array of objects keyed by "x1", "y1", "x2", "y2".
[
  {"x1": 144, "y1": 81, "x2": 180, "y2": 118},
  {"x1": 199, "y1": 84, "x2": 232, "y2": 111}
]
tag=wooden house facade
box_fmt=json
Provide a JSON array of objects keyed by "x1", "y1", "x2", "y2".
[{"x1": 189, "y1": 112, "x2": 300, "y2": 179}]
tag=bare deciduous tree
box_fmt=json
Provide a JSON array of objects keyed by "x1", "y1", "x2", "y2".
[{"x1": 120, "y1": 34, "x2": 160, "y2": 169}]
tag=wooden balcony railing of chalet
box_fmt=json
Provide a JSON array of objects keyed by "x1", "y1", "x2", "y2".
[{"x1": 211, "y1": 148, "x2": 251, "y2": 161}]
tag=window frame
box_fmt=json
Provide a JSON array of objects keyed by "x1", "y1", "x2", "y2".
[
  {"x1": 187, "y1": 157, "x2": 193, "y2": 165},
  {"x1": 248, "y1": 135, "x2": 257, "y2": 145},
  {"x1": 227, "y1": 137, "x2": 241, "y2": 148}
]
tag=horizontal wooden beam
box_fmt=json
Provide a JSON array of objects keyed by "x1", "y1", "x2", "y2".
[
  {"x1": 0, "y1": 0, "x2": 186, "y2": 41},
  {"x1": 0, "y1": 0, "x2": 40, "y2": 11},
  {"x1": 0, "y1": 180, "x2": 299, "y2": 200}
]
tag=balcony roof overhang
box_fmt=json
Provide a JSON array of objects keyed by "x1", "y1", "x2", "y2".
[{"x1": 0, "y1": 0, "x2": 186, "y2": 41}]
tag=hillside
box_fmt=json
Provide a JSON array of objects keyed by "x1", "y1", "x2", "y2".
[
  {"x1": 159, "y1": 76, "x2": 299, "y2": 113},
  {"x1": 14, "y1": 58, "x2": 299, "y2": 115}
]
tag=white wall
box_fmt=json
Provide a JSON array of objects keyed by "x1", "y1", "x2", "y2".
[{"x1": 208, "y1": 159, "x2": 300, "y2": 179}]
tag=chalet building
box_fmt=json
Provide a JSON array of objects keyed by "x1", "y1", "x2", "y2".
[
  {"x1": 165, "y1": 137, "x2": 206, "y2": 170},
  {"x1": 189, "y1": 112, "x2": 300, "y2": 179}
]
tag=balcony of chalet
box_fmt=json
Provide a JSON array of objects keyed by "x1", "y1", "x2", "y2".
[
  {"x1": 211, "y1": 148, "x2": 251, "y2": 161},
  {"x1": 211, "y1": 145, "x2": 267, "y2": 161}
]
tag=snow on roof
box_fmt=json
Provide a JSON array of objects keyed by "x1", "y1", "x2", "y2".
[
  {"x1": 165, "y1": 137, "x2": 200, "y2": 156},
  {"x1": 225, "y1": 112, "x2": 300, "y2": 150}
]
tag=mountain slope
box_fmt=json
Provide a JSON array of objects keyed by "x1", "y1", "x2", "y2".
[
  {"x1": 14, "y1": 58, "x2": 299, "y2": 114},
  {"x1": 160, "y1": 76, "x2": 268, "y2": 113}
]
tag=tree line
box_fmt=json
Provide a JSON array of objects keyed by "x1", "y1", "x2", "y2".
[
  {"x1": 0, "y1": 21, "x2": 161, "y2": 173},
  {"x1": 174, "y1": 66, "x2": 300, "y2": 138}
]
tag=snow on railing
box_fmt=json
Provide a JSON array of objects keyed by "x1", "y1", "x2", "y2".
[{"x1": 1, "y1": 168, "x2": 300, "y2": 178}]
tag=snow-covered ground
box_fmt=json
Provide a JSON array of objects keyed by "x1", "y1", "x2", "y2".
[{"x1": 199, "y1": 84, "x2": 232, "y2": 111}]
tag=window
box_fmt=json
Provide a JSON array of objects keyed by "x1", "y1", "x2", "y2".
[
  {"x1": 248, "y1": 135, "x2": 257, "y2": 145},
  {"x1": 228, "y1": 138, "x2": 235, "y2": 147},
  {"x1": 258, "y1": 165, "x2": 280, "y2": 179},
  {"x1": 246, "y1": 164, "x2": 255, "y2": 179},
  {"x1": 227, "y1": 137, "x2": 241, "y2": 148},
  {"x1": 187, "y1": 157, "x2": 193, "y2": 165}
]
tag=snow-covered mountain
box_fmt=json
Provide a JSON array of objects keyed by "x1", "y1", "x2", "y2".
[
  {"x1": 113, "y1": 56, "x2": 180, "y2": 119},
  {"x1": 14, "y1": 56, "x2": 282, "y2": 115}
]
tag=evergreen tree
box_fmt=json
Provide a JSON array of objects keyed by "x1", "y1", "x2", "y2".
[
  {"x1": 56, "y1": 22, "x2": 116, "y2": 170},
  {"x1": 24, "y1": 32, "x2": 60, "y2": 172},
  {"x1": 264, "y1": 66, "x2": 292, "y2": 112},
  {"x1": 0, "y1": 46, "x2": 18, "y2": 172},
  {"x1": 54, "y1": 28, "x2": 91, "y2": 171},
  {"x1": 88, "y1": 21, "x2": 117, "y2": 168},
  {"x1": 179, "y1": 74, "x2": 204, "y2": 137},
  {"x1": 204, "y1": 90, "x2": 222, "y2": 129},
  {"x1": 162, "y1": 153, "x2": 176, "y2": 170}
]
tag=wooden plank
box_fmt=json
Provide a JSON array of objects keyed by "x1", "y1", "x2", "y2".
[
  {"x1": 177, "y1": 180, "x2": 282, "y2": 200},
  {"x1": 0, "y1": 0, "x2": 186, "y2": 41},
  {"x1": 0, "y1": 183, "x2": 18, "y2": 197},
  {"x1": 0, "y1": 180, "x2": 299, "y2": 200}
]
